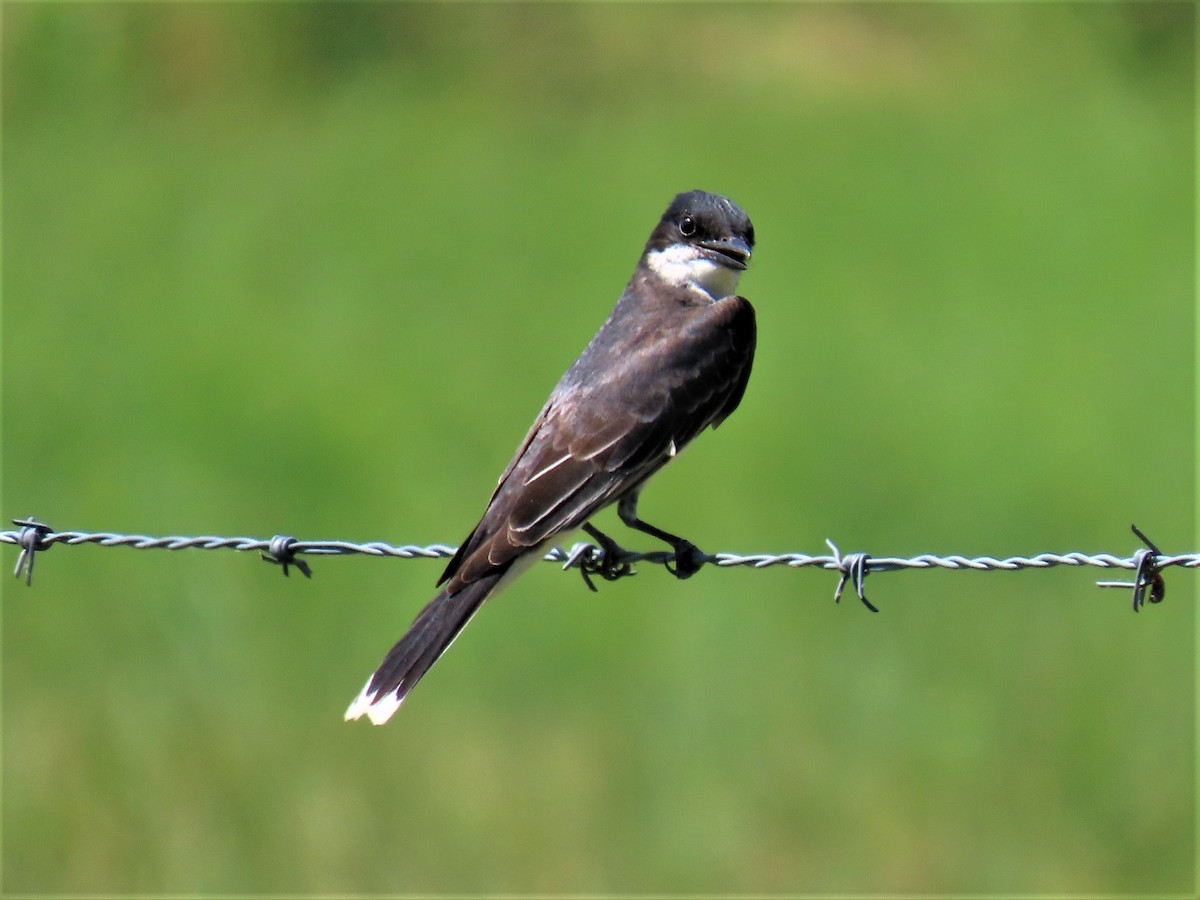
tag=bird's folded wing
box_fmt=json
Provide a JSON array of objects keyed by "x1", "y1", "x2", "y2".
[{"x1": 441, "y1": 295, "x2": 755, "y2": 592}]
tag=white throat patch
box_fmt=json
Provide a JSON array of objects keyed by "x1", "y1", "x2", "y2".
[{"x1": 646, "y1": 244, "x2": 741, "y2": 301}]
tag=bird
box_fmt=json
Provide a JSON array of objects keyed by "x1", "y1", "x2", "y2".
[{"x1": 345, "y1": 189, "x2": 757, "y2": 724}]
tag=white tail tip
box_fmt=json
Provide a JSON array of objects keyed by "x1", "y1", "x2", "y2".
[{"x1": 344, "y1": 677, "x2": 404, "y2": 726}]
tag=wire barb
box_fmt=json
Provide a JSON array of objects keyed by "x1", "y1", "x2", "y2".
[
  {"x1": 1095, "y1": 523, "x2": 1167, "y2": 612},
  {"x1": 827, "y1": 539, "x2": 878, "y2": 612},
  {"x1": 11, "y1": 517, "x2": 53, "y2": 587},
  {"x1": 260, "y1": 535, "x2": 313, "y2": 579}
]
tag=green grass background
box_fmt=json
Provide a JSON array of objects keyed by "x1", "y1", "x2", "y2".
[{"x1": 3, "y1": 3, "x2": 1194, "y2": 895}]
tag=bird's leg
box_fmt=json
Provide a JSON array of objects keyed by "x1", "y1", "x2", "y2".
[
  {"x1": 578, "y1": 522, "x2": 635, "y2": 591},
  {"x1": 617, "y1": 493, "x2": 705, "y2": 579}
]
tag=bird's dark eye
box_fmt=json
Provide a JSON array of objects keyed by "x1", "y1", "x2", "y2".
[{"x1": 679, "y1": 215, "x2": 697, "y2": 237}]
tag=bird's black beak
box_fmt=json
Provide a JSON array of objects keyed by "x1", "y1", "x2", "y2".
[{"x1": 699, "y1": 236, "x2": 752, "y2": 270}]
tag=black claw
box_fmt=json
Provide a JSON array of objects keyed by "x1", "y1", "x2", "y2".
[
  {"x1": 576, "y1": 538, "x2": 634, "y2": 590},
  {"x1": 578, "y1": 558, "x2": 599, "y2": 593}
]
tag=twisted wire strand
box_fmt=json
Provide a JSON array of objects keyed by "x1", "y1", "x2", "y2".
[
  {"x1": 3, "y1": 519, "x2": 1194, "y2": 613},
  {"x1": 6, "y1": 526, "x2": 1197, "y2": 570}
]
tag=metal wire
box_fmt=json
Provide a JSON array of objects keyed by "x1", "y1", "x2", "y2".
[{"x1": 4, "y1": 517, "x2": 1192, "y2": 612}]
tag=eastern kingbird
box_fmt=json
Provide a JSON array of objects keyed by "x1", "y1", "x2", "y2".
[{"x1": 346, "y1": 189, "x2": 757, "y2": 724}]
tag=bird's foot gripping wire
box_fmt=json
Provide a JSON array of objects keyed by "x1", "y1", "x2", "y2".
[
  {"x1": 665, "y1": 539, "x2": 704, "y2": 579},
  {"x1": 575, "y1": 525, "x2": 635, "y2": 592}
]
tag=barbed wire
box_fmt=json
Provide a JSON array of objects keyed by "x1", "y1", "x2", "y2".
[{"x1": 4, "y1": 517, "x2": 1191, "y2": 613}]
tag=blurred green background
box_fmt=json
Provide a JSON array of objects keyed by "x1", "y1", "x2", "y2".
[{"x1": 3, "y1": 2, "x2": 1194, "y2": 895}]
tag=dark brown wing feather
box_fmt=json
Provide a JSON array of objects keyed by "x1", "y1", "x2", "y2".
[{"x1": 441, "y1": 291, "x2": 755, "y2": 594}]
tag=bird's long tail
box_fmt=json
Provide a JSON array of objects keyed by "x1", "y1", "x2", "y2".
[{"x1": 344, "y1": 572, "x2": 503, "y2": 725}]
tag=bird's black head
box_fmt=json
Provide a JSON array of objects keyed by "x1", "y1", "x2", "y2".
[{"x1": 643, "y1": 190, "x2": 755, "y2": 301}]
